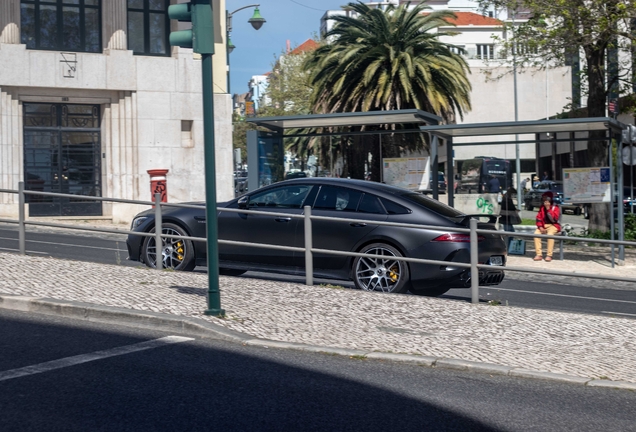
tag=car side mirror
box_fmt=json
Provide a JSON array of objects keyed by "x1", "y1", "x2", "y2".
[{"x1": 237, "y1": 196, "x2": 249, "y2": 209}]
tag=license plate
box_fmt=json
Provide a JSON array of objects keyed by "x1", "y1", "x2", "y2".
[{"x1": 489, "y1": 256, "x2": 503, "y2": 266}]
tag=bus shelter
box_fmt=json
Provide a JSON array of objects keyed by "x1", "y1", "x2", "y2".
[{"x1": 248, "y1": 112, "x2": 629, "y2": 259}]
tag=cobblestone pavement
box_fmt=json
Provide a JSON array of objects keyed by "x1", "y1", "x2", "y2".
[{"x1": 1, "y1": 249, "x2": 636, "y2": 385}]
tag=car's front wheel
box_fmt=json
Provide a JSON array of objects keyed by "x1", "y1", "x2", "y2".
[
  {"x1": 141, "y1": 223, "x2": 195, "y2": 271},
  {"x1": 352, "y1": 243, "x2": 410, "y2": 294}
]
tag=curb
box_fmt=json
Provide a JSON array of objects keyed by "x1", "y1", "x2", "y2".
[{"x1": 1, "y1": 294, "x2": 635, "y2": 392}]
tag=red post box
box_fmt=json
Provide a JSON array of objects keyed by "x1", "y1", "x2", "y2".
[{"x1": 147, "y1": 169, "x2": 169, "y2": 202}]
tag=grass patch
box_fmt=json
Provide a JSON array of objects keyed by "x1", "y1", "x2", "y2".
[
  {"x1": 349, "y1": 355, "x2": 367, "y2": 360},
  {"x1": 320, "y1": 283, "x2": 345, "y2": 290}
]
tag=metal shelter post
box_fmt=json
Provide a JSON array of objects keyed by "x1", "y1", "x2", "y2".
[
  {"x1": 446, "y1": 136, "x2": 454, "y2": 207},
  {"x1": 431, "y1": 135, "x2": 439, "y2": 199},
  {"x1": 609, "y1": 130, "x2": 615, "y2": 268},
  {"x1": 618, "y1": 129, "x2": 625, "y2": 262}
]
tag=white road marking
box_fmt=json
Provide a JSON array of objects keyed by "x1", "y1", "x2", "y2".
[
  {"x1": 486, "y1": 287, "x2": 636, "y2": 304},
  {"x1": 601, "y1": 311, "x2": 636, "y2": 317},
  {"x1": 0, "y1": 336, "x2": 194, "y2": 382}
]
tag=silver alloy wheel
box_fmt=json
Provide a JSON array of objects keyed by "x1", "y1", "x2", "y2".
[
  {"x1": 146, "y1": 226, "x2": 188, "y2": 269},
  {"x1": 355, "y1": 246, "x2": 403, "y2": 292}
]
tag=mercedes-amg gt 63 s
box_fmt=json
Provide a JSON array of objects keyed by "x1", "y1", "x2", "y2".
[{"x1": 127, "y1": 178, "x2": 506, "y2": 296}]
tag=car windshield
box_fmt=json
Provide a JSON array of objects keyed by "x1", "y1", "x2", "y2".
[{"x1": 401, "y1": 193, "x2": 464, "y2": 218}]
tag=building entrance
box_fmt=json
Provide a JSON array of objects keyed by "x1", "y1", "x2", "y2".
[{"x1": 23, "y1": 103, "x2": 102, "y2": 216}]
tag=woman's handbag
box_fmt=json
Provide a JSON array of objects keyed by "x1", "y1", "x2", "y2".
[{"x1": 509, "y1": 210, "x2": 522, "y2": 225}]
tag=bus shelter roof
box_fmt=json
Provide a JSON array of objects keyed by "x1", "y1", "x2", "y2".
[
  {"x1": 246, "y1": 109, "x2": 442, "y2": 131},
  {"x1": 419, "y1": 117, "x2": 626, "y2": 139}
]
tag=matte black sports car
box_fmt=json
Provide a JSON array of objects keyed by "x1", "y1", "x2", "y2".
[{"x1": 127, "y1": 178, "x2": 506, "y2": 296}]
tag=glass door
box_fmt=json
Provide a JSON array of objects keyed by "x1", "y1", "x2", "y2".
[{"x1": 23, "y1": 103, "x2": 102, "y2": 216}]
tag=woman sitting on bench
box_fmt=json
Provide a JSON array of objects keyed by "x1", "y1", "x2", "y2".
[{"x1": 534, "y1": 192, "x2": 561, "y2": 262}]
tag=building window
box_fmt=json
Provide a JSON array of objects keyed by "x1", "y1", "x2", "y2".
[
  {"x1": 20, "y1": 0, "x2": 102, "y2": 52},
  {"x1": 449, "y1": 45, "x2": 465, "y2": 55},
  {"x1": 127, "y1": 0, "x2": 169, "y2": 56},
  {"x1": 476, "y1": 44, "x2": 495, "y2": 60}
]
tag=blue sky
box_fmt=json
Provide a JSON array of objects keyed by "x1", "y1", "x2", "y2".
[{"x1": 226, "y1": 0, "x2": 348, "y2": 94}]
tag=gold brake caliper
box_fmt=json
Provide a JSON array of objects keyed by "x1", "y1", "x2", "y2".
[
  {"x1": 388, "y1": 265, "x2": 399, "y2": 283},
  {"x1": 176, "y1": 242, "x2": 184, "y2": 260}
]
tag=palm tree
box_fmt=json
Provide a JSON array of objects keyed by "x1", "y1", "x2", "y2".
[
  {"x1": 305, "y1": 2, "x2": 471, "y2": 121},
  {"x1": 304, "y1": 2, "x2": 472, "y2": 180}
]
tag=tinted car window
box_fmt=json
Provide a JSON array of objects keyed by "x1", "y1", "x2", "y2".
[
  {"x1": 358, "y1": 193, "x2": 386, "y2": 214},
  {"x1": 380, "y1": 198, "x2": 410, "y2": 215},
  {"x1": 249, "y1": 185, "x2": 311, "y2": 209},
  {"x1": 401, "y1": 193, "x2": 464, "y2": 218},
  {"x1": 314, "y1": 186, "x2": 362, "y2": 211},
  {"x1": 551, "y1": 183, "x2": 563, "y2": 192}
]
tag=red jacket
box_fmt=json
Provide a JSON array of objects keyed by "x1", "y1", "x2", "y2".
[{"x1": 536, "y1": 205, "x2": 561, "y2": 231}]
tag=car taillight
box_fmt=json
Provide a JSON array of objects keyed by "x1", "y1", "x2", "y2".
[{"x1": 432, "y1": 233, "x2": 485, "y2": 242}]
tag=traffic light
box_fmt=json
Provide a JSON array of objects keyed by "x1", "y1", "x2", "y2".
[{"x1": 168, "y1": 0, "x2": 214, "y2": 55}]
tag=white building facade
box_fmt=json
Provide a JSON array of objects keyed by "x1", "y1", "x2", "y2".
[{"x1": 0, "y1": 0, "x2": 234, "y2": 223}]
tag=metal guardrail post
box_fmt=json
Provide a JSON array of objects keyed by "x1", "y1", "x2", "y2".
[
  {"x1": 304, "y1": 205, "x2": 313, "y2": 286},
  {"x1": 18, "y1": 182, "x2": 25, "y2": 255},
  {"x1": 154, "y1": 193, "x2": 163, "y2": 271},
  {"x1": 470, "y1": 218, "x2": 479, "y2": 304}
]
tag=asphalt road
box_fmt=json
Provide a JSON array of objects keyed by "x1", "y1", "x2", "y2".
[
  {"x1": 2, "y1": 308, "x2": 635, "y2": 432},
  {"x1": 1, "y1": 225, "x2": 635, "y2": 319}
]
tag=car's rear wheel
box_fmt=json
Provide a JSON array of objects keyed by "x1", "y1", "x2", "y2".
[
  {"x1": 524, "y1": 201, "x2": 533, "y2": 211},
  {"x1": 352, "y1": 243, "x2": 410, "y2": 294},
  {"x1": 141, "y1": 223, "x2": 195, "y2": 271}
]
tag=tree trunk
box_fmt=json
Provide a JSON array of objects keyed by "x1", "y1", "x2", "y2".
[
  {"x1": 585, "y1": 47, "x2": 611, "y2": 232},
  {"x1": 348, "y1": 135, "x2": 366, "y2": 179}
]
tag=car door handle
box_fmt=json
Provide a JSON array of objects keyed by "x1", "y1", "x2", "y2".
[
  {"x1": 275, "y1": 217, "x2": 291, "y2": 223},
  {"x1": 350, "y1": 222, "x2": 367, "y2": 227}
]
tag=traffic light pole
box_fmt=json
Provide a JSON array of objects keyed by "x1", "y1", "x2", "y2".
[
  {"x1": 168, "y1": 0, "x2": 223, "y2": 316},
  {"x1": 201, "y1": 52, "x2": 224, "y2": 317}
]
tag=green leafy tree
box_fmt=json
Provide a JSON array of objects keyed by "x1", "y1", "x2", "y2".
[
  {"x1": 477, "y1": 0, "x2": 636, "y2": 231},
  {"x1": 231, "y1": 111, "x2": 257, "y2": 168},
  {"x1": 304, "y1": 2, "x2": 471, "y2": 180}
]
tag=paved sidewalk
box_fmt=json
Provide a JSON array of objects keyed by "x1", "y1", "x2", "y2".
[{"x1": 1, "y1": 249, "x2": 636, "y2": 390}]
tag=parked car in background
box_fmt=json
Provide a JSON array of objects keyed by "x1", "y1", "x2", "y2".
[
  {"x1": 524, "y1": 181, "x2": 583, "y2": 215},
  {"x1": 285, "y1": 171, "x2": 307, "y2": 180},
  {"x1": 127, "y1": 178, "x2": 507, "y2": 297}
]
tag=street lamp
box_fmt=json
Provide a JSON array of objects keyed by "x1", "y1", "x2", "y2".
[{"x1": 226, "y1": 4, "x2": 266, "y2": 93}]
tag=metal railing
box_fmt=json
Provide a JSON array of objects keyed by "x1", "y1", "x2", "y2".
[{"x1": 1, "y1": 182, "x2": 636, "y2": 304}]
